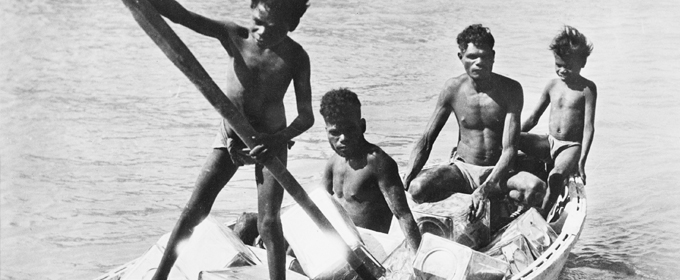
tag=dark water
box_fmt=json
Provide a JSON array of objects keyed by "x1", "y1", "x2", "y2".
[{"x1": 1, "y1": 0, "x2": 680, "y2": 279}]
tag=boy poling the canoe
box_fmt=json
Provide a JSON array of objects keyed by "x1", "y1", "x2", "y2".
[
  {"x1": 403, "y1": 24, "x2": 546, "y2": 221},
  {"x1": 144, "y1": 0, "x2": 314, "y2": 279},
  {"x1": 519, "y1": 26, "x2": 596, "y2": 217},
  {"x1": 319, "y1": 88, "x2": 422, "y2": 253}
]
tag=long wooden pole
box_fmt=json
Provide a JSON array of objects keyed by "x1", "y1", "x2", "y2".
[{"x1": 119, "y1": 0, "x2": 376, "y2": 279}]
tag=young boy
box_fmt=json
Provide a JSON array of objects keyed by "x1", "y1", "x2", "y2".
[
  {"x1": 520, "y1": 25, "x2": 597, "y2": 217},
  {"x1": 320, "y1": 88, "x2": 422, "y2": 253},
  {"x1": 146, "y1": 1, "x2": 314, "y2": 279}
]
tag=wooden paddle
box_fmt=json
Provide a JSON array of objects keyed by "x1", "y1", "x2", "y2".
[{"x1": 120, "y1": 0, "x2": 377, "y2": 279}]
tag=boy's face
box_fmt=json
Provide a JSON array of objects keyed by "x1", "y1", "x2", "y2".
[
  {"x1": 251, "y1": 3, "x2": 290, "y2": 48},
  {"x1": 324, "y1": 111, "x2": 365, "y2": 158},
  {"x1": 458, "y1": 43, "x2": 495, "y2": 80},
  {"x1": 554, "y1": 54, "x2": 584, "y2": 82}
]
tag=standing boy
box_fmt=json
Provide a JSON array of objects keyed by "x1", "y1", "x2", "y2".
[
  {"x1": 146, "y1": 0, "x2": 314, "y2": 279},
  {"x1": 404, "y1": 24, "x2": 546, "y2": 220},
  {"x1": 320, "y1": 88, "x2": 422, "y2": 253},
  {"x1": 520, "y1": 26, "x2": 596, "y2": 216}
]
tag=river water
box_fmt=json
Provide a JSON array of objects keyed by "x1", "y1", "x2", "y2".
[{"x1": 1, "y1": 0, "x2": 679, "y2": 279}]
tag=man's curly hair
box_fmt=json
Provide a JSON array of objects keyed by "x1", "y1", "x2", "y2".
[
  {"x1": 456, "y1": 24, "x2": 495, "y2": 52},
  {"x1": 251, "y1": 0, "x2": 309, "y2": 31},
  {"x1": 550, "y1": 25, "x2": 593, "y2": 63},
  {"x1": 320, "y1": 88, "x2": 361, "y2": 123}
]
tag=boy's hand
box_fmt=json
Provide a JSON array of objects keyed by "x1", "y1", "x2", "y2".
[
  {"x1": 578, "y1": 163, "x2": 587, "y2": 185},
  {"x1": 249, "y1": 133, "x2": 286, "y2": 163},
  {"x1": 226, "y1": 139, "x2": 255, "y2": 166}
]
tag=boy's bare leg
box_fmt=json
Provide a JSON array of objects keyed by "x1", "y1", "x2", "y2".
[
  {"x1": 153, "y1": 148, "x2": 238, "y2": 280},
  {"x1": 408, "y1": 164, "x2": 468, "y2": 203},
  {"x1": 255, "y1": 148, "x2": 287, "y2": 280},
  {"x1": 541, "y1": 145, "x2": 580, "y2": 215}
]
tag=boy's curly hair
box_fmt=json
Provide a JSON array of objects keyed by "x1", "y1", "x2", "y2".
[
  {"x1": 251, "y1": 0, "x2": 309, "y2": 31},
  {"x1": 456, "y1": 24, "x2": 495, "y2": 52},
  {"x1": 550, "y1": 25, "x2": 593, "y2": 62},
  {"x1": 320, "y1": 88, "x2": 361, "y2": 123}
]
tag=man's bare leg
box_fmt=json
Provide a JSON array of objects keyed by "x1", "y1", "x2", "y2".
[
  {"x1": 152, "y1": 149, "x2": 238, "y2": 280},
  {"x1": 507, "y1": 171, "x2": 547, "y2": 210},
  {"x1": 408, "y1": 164, "x2": 469, "y2": 203}
]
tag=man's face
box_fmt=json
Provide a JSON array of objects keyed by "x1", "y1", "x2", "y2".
[
  {"x1": 459, "y1": 43, "x2": 495, "y2": 80},
  {"x1": 251, "y1": 3, "x2": 290, "y2": 48},
  {"x1": 324, "y1": 112, "x2": 365, "y2": 158},
  {"x1": 554, "y1": 54, "x2": 584, "y2": 82}
]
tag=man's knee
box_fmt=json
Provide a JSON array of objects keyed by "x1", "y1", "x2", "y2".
[
  {"x1": 408, "y1": 179, "x2": 428, "y2": 204},
  {"x1": 526, "y1": 180, "x2": 547, "y2": 207}
]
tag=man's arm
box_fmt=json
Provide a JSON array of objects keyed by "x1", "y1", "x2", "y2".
[
  {"x1": 375, "y1": 155, "x2": 422, "y2": 253},
  {"x1": 471, "y1": 81, "x2": 523, "y2": 220},
  {"x1": 521, "y1": 81, "x2": 552, "y2": 132},
  {"x1": 579, "y1": 83, "x2": 597, "y2": 184},
  {"x1": 322, "y1": 158, "x2": 334, "y2": 195},
  {"x1": 147, "y1": 0, "x2": 237, "y2": 40},
  {"x1": 404, "y1": 81, "x2": 455, "y2": 189}
]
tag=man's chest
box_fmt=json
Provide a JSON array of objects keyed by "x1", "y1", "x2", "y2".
[
  {"x1": 454, "y1": 91, "x2": 506, "y2": 128},
  {"x1": 332, "y1": 166, "x2": 379, "y2": 201}
]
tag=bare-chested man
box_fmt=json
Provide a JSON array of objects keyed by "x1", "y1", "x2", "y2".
[
  {"x1": 319, "y1": 88, "x2": 421, "y2": 253},
  {"x1": 146, "y1": 0, "x2": 314, "y2": 279},
  {"x1": 520, "y1": 26, "x2": 596, "y2": 216},
  {"x1": 404, "y1": 24, "x2": 545, "y2": 221}
]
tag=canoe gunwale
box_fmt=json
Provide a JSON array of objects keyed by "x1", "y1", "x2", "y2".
[{"x1": 510, "y1": 179, "x2": 587, "y2": 280}]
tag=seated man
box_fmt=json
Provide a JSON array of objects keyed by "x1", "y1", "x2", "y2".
[
  {"x1": 320, "y1": 88, "x2": 422, "y2": 253},
  {"x1": 403, "y1": 24, "x2": 546, "y2": 220}
]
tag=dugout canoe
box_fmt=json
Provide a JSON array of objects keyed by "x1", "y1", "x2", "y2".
[{"x1": 94, "y1": 177, "x2": 585, "y2": 280}]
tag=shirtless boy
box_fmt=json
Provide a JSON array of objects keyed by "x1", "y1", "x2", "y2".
[
  {"x1": 404, "y1": 24, "x2": 545, "y2": 220},
  {"x1": 146, "y1": 1, "x2": 314, "y2": 279},
  {"x1": 520, "y1": 26, "x2": 596, "y2": 216},
  {"x1": 320, "y1": 88, "x2": 422, "y2": 253}
]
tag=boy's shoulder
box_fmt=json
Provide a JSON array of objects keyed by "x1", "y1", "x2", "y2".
[{"x1": 581, "y1": 76, "x2": 597, "y2": 92}]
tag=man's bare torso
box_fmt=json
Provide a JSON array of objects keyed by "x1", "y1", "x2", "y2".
[
  {"x1": 328, "y1": 148, "x2": 393, "y2": 233},
  {"x1": 447, "y1": 74, "x2": 521, "y2": 166}
]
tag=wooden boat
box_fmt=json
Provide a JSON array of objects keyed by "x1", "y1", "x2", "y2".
[{"x1": 95, "y1": 176, "x2": 585, "y2": 280}]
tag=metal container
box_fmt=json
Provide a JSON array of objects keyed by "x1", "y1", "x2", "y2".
[
  {"x1": 481, "y1": 234, "x2": 535, "y2": 276},
  {"x1": 121, "y1": 216, "x2": 260, "y2": 280},
  {"x1": 412, "y1": 233, "x2": 507, "y2": 280},
  {"x1": 411, "y1": 193, "x2": 491, "y2": 249},
  {"x1": 487, "y1": 208, "x2": 557, "y2": 258},
  {"x1": 280, "y1": 187, "x2": 384, "y2": 280},
  {"x1": 199, "y1": 266, "x2": 309, "y2": 280}
]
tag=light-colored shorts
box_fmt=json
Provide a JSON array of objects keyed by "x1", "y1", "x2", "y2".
[
  {"x1": 212, "y1": 119, "x2": 294, "y2": 166},
  {"x1": 450, "y1": 152, "x2": 495, "y2": 191},
  {"x1": 212, "y1": 119, "x2": 256, "y2": 165},
  {"x1": 547, "y1": 135, "x2": 581, "y2": 162}
]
